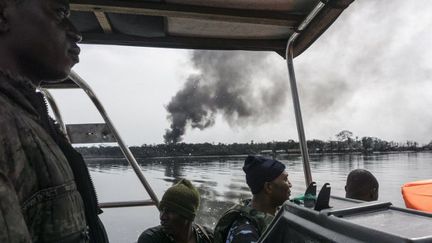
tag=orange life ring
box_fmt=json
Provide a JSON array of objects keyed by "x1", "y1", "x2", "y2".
[{"x1": 401, "y1": 179, "x2": 432, "y2": 213}]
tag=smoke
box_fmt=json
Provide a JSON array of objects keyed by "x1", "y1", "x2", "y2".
[
  {"x1": 164, "y1": 0, "x2": 432, "y2": 144},
  {"x1": 164, "y1": 51, "x2": 289, "y2": 143},
  {"x1": 294, "y1": 0, "x2": 432, "y2": 142}
]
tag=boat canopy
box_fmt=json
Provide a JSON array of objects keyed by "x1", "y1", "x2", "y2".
[
  {"x1": 42, "y1": 0, "x2": 353, "y2": 88},
  {"x1": 70, "y1": 0, "x2": 354, "y2": 57},
  {"x1": 46, "y1": 0, "x2": 355, "y2": 188}
]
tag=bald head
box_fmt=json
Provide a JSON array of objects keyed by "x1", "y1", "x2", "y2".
[{"x1": 345, "y1": 169, "x2": 379, "y2": 201}]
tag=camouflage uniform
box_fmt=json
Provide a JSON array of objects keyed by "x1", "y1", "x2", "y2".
[
  {"x1": 214, "y1": 200, "x2": 274, "y2": 243},
  {"x1": 137, "y1": 224, "x2": 213, "y2": 243},
  {"x1": 0, "y1": 75, "x2": 107, "y2": 243}
]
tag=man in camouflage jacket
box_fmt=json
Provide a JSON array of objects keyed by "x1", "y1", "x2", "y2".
[
  {"x1": 214, "y1": 156, "x2": 292, "y2": 243},
  {"x1": 0, "y1": 0, "x2": 107, "y2": 242}
]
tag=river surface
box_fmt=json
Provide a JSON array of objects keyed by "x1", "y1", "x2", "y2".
[{"x1": 86, "y1": 152, "x2": 432, "y2": 243}]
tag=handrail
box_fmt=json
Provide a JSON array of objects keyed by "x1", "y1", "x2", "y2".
[
  {"x1": 99, "y1": 199, "x2": 157, "y2": 208},
  {"x1": 285, "y1": 1, "x2": 327, "y2": 187},
  {"x1": 69, "y1": 71, "x2": 160, "y2": 206}
]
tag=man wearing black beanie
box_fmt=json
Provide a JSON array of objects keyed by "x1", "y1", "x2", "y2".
[{"x1": 214, "y1": 155, "x2": 292, "y2": 243}]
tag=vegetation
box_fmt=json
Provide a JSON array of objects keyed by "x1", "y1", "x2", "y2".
[{"x1": 76, "y1": 131, "x2": 432, "y2": 158}]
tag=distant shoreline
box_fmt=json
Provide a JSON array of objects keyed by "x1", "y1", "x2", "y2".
[
  {"x1": 84, "y1": 154, "x2": 249, "y2": 160},
  {"x1": 77, "y1": 136, "x2": 431, "y2": 161},
  {"x1": 83, "y1": 150, "x2": 428, "y2": 161}
]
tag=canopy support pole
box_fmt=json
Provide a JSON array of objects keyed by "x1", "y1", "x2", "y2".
[
  {"x1": 285, "y1": 44, "x2": 312, "y2": 187},
  {"x1": 285, "y1": 1, "x2": 326, "y2": 187}
]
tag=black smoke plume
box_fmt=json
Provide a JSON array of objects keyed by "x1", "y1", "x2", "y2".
[{"x1": 164, "y1": 51, "x2": 289, "y2": 143}]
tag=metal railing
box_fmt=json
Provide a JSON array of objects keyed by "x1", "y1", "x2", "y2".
[
  {"x1": 42, "y1": 72, "x2": 159, "y2": 208},
  {"x1": 39, "y1": 88, "x2": 70, "y2": 141},
  {"x1": 285, "y1": 1, "x2": 327, "y2": 187}
]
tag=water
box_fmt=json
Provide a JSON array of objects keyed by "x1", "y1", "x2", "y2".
[{"x1": 86, "y1": 152, "x2": 432, "y2": 243}]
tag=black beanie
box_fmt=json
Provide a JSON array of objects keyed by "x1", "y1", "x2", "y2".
[{"x1": 243, "y1": 155, "x2": 286, "y2": 194}]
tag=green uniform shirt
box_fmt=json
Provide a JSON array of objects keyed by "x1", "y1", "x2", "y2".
[
  {"x1": 138, "y1": 224, "x2": 213, "y2": 243},
  {"x1": 213, "y1": 200, "x2": 274, "y2": 243}
]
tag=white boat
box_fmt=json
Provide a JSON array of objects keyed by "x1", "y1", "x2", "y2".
[{"x1": 40, "y1": 0, "x2": 432, "y2": 242}]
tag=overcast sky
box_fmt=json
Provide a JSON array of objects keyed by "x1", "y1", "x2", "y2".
[{"x1": 50, "y1": 0, "x2": 432, "y2": 146}]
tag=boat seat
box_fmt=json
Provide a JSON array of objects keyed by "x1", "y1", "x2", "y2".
[{"x1": 259, "y1": 197, "x2": 432, "y2": 243}]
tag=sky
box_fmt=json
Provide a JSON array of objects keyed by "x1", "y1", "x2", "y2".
[{"x1": 49, "y1": 0, "x2": 432, "y2": 146}]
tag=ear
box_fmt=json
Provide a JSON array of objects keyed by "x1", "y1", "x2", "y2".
[{"x1": 263, "y1": 182, "x2": 273, "y2": 194}]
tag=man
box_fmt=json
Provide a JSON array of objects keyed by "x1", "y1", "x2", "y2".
[
  {"x1": 214, "y1": 155, "x2": 292, "y2": 243},
  {"x1": 0, "y1": 0, "x2": 107, "y2": 242},
  {"x1": 138, "y1": 179, "x2": 213, "y2": 243},
  {"x1": 345, "y1": 169, "x2": 379, "y2": 201}
]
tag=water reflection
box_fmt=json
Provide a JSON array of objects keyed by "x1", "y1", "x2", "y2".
[
  {"x1": 162, "y1": 160, "x2": 184, "y2": 178},
  {"x1": 87, "y1": 152, "x2": 432, "y2": 243}
]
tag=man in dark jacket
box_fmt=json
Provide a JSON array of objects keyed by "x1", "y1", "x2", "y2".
[
  {"x1": 0, "y1": 0, "x2": 107, "y2": 242},
  {"x1": 214, "y1": 155, "x2": 292, "y2": 243},
  {"x1": 138, "y1": 179, "x2": 213, "y2": 243}
]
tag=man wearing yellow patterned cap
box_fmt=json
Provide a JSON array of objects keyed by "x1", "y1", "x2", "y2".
[{"x1": 138, "y1": 179, "x2": 213, "y2": 243}]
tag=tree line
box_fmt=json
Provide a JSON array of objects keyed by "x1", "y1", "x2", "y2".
[{"x1": 75, "y1": 130, "x2": 432, "y2": 158}]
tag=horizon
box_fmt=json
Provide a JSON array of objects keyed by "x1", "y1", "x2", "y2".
[{"x1": 75, "y1": 132, "x2": 431, "y2": 147}]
